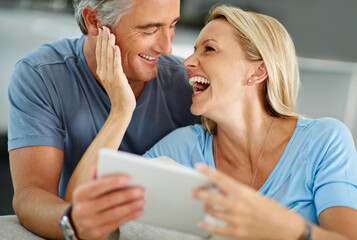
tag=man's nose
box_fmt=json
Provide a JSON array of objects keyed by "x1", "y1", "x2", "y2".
[{"x1": 155, "y1": 28, "x2": 174, "y2": 56}]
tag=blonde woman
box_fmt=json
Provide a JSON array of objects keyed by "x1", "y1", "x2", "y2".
[
  {"x1": 73, "y1": 4, "x2": 357, "y2": 240},
  {"x1": 144, "y1": 5, "x2": 357, "y2": 240}
]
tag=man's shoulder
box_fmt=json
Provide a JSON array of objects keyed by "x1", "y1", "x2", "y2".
[
  {"x1": 156, "y1": 55, "x2": 188, "y2": 87},
  {"x1": 19, "y1": 37, "x2": 82, "y2": 69},
  {"x1": 158, "y1": 55, "x2": 186, "y2": 71}
]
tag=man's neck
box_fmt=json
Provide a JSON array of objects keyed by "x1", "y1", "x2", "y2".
[
  {"x1": 128, "y1": 80, "x2": 146, "y2": 99},
  {"x1": 83, "y1": 36, "x2": 146, "y2": 100}
]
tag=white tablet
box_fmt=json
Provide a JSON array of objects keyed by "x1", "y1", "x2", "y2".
[{"x1": 97, "y1": 149, "x2": 212, "y2": 238}]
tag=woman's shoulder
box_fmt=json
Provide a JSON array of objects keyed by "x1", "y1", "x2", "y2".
[
  {"x1": 298, "y1": 116, "x2": 342, "y2": 126},
  {"x1": 295, "y1": 117, "x2": 356, "y2": 155},
  {"x1": 297, "y1": 117, "x2": 351, "y2": 138},
  {"x1": 166, "y1": 124, "x2": 208, "y2": 137},
  {"x1": 159, "y1": 124, "x2": 211, "y2": 148},
  {"x1": 144, "y1": 124, "x2": 211, "y2": 159}
]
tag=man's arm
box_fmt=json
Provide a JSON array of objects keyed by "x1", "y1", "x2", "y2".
[
  {"x1": 10, "y1": 146, "x2": 145, "y2": 240},
  {"x1": 10, "y1": 146, "x2": 68, "y2": 239}
]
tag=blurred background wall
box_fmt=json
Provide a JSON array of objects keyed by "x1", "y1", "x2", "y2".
[{"x1": 1, "y1": 0, "x2": 356, "y2": 215}]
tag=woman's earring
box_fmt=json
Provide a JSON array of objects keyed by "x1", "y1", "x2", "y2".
[{"x1": 248, "y1": 79, "x2": 252, "y2": 84}]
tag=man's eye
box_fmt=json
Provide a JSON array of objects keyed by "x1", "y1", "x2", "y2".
[{"x1": 143, "y1": 28, "x2": 158, "y2": 35}]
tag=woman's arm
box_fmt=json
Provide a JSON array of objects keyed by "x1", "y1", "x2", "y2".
[
  {"x1": 192, "y1": 164, "x2": 357, "y2": 240},
  {"x1": 316, "y1": 207, "x2": 357, "y2": 240},
  {"x1": 65, "y1": 26, "x2": 136, "y2": 201},
  {"x1": 60, "y1": 27, "x2": 145, "y2": 239}
]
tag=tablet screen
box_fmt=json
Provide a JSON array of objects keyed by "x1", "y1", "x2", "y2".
[{"x1": 97, "y1": 149, "x2": 211, "y2": 238}]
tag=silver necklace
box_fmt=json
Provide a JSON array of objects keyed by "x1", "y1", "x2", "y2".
[{"x1": 214, "y1": 118, "x2": 275, "y2": 189}]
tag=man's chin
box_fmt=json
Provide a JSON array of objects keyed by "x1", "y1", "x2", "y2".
[{"x1": 133, "y1": 70, "x2": 158, "y2": 82}]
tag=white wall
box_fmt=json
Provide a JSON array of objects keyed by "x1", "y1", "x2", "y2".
[
  {"x1": 0, "y1": 8, "x2": 80, "y2": 134},
  {"x1": 296, "y1": 58, "x2": 357, "y2": 144},
  {"x1": 2, "y1": 8, "x2": 357, "y2": 146}
]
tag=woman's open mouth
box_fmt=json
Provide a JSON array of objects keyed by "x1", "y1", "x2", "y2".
[{"x1": 189, "y1": 76, "x2": 211, "y2": 94}]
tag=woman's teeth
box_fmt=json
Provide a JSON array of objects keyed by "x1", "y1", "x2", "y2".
[
  {"x1": 189, "y1": 76, "x2": 210, "y2": 85},
  {"x1": 189, "y1": 76, "x2": 211, "y2": 93},
  {"x1": 139, "y1": 54, "x2": 157, "y2": 60}
]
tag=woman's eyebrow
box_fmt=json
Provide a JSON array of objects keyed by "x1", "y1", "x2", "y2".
[
  {"x1": 194, "y1": 38, "x2": 218, "y2": 48},
  {"x1": 202, "y1": 39, "x2": 218, "y2": 45}
]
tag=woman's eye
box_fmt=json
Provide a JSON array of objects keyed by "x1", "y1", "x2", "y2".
[{"x1": 205, "y1": 46, "x2": 215, "y2": 52}]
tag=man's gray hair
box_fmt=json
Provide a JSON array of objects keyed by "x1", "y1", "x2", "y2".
[{"x1": 73, "y1": 0, "x2": 135, "y2": 35}]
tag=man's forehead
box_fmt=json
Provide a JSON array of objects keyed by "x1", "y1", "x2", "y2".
[
  {"x1": 119, "y1": 0, "x2": 180, "y2": 28},
  {"x1": 131, "y1": 0, "x2": 180, "y2": 16}
]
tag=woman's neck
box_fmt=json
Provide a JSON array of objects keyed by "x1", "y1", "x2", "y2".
[{"x1": 214, "y1": 112, "x2": 275, "y2": 164}]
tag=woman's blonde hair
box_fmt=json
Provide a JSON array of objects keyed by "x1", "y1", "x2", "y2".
[{"x1": 201, "y1": 5, "x2": 300, "y2": 134}]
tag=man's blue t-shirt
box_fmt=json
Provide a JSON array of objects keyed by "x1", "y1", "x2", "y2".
[
  {"x1": 144, "y1": 118, "x2": 357, "y2": 224},
  {"x1": 8, "y1": 36, "x2": 197, "y2": 198}
]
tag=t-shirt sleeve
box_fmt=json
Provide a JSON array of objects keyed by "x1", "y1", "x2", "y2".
[
  {"x1": 312, "y1": 119, "x2": 357, "y2": 216},
  {"x1": 8, "y1": 60, "x2": 65, "y2": 151},
  {"x1": 143, "y1": 125, "x2": 204, "y2": 168}
]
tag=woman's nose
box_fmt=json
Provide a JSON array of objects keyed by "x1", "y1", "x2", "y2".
[{"x1": 183, "y1": 53, "x2": 198, "y2": 69}]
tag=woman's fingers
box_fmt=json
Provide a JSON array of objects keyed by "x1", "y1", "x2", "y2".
[
  {"x1": 106, "y1": 32, "x2": 115, "y2": 78},
  {"x1": 192, "y1": 188, "x2": 230, "y2": 210},
  {"x1": 94, "y1": 26, "x2": 136, "y2": 113},
  {"x1": 96, "y1": 26, "x2": 124, "y2": 84},
  {"x1": 96, "y1": 28, "x2": 103, "y2": 76},
  {"x1": 100, "y1": 26, "x2": 109, "y2": 78},
  {"x1": 195, "y1": 163, "x2": 248, "y2": 197},
  {"x1": 193, "y1": 188, "x2": 248, "y2": 227},
  {"x1": 204, "y1": 203, "x2": 245, "y2": 226},
  {"x1": 114, "y1": 45, "x2": 125, "y2": 80}
]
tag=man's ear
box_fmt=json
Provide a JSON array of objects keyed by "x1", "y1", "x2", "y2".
[
  {"x1": 250, "y1": 62, "x2": 268, "y2": 84},
  {"x1": 82, "y1": 6, "x2": 103, "y2": 36}
]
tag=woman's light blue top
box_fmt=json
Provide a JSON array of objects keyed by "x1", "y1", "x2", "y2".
[{"x1": 144, "y1": 118, "x2": 357, "y2": 224}]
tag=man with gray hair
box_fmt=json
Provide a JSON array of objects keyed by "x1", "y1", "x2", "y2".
[{"x1": 8, "y1": 0, "x2": 195, "y2": 239}]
